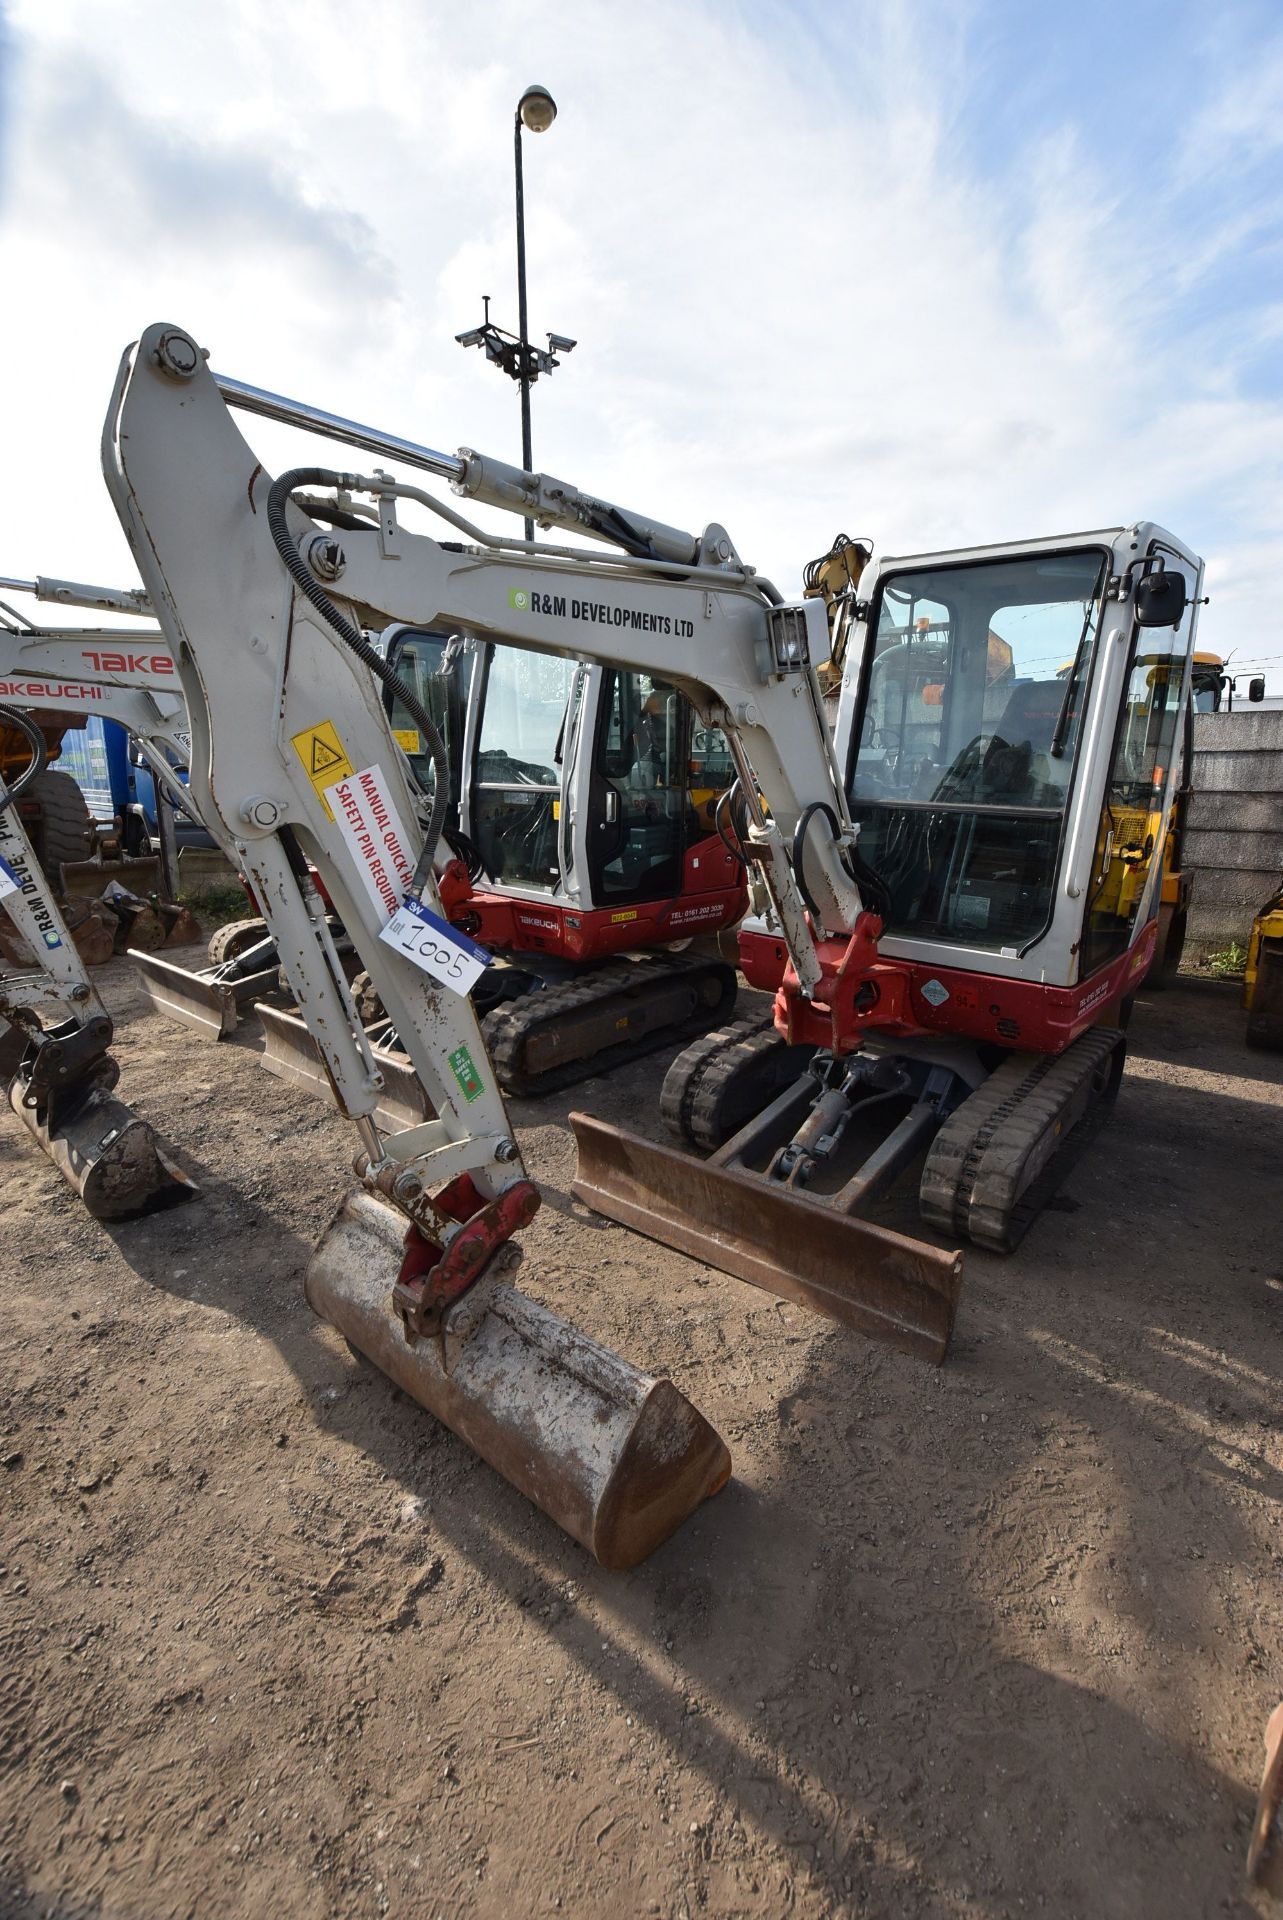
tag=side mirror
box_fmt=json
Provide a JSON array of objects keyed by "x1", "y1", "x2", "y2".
[
  {"x1": 1249, "y1": 675, "x2": 1266, "y2": 703},
  {"x1": 1135, "y1": 569, "x2": 1188, "y2": 628}
]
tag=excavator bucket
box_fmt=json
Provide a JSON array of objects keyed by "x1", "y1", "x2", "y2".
[
  {"x1": 129, "y1": 946, "x2": 280, "y2": 1040},
  {"x1": 306, "y1": 1190, "x2": 731, "y2": 1569},
  {"x1": 257, "y1": 1003, "x2": 431, "y2": 1131},
  {"x1": 7, "y1": 1077, "x2": 195, "y2": 1219},
  {"x1": 569, "y1": 1115, "x2": 962, "y2": 1364}
]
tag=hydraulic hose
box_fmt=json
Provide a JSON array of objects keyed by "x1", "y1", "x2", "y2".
[
  {"x1": 713, "y1": 780, "x2": 748, "y2": 871},
  {"x1": 791, "y1": 798, "x2": 892, "y2": 923},
  {"x1": 266, "y1": 468, "x2": 450, "y2": 892},
  {"x1": 0, "y1": 703, "x2": 49, "y2": 813},
  {"x1": 791, "y1": 801, "x2": 842, "y2": 920}
]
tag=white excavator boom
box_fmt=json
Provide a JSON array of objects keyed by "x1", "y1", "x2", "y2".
[{"x1": 98, "y1": 322, "x2": 961, "y2": 1561}]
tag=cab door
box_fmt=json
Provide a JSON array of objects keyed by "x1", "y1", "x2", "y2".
[
  {"x1": 467, "y1": 642, "x2": 577, "y2": 892},
  {"x1": 1080, "y1": 552, "x2": 1199, "y2": 977},
  {"x1": 383, "y1": 626, "x2": 475, "y2": 829},
  {"x1": 583, "y1": 669, "x2": 693, "y2": 908}
]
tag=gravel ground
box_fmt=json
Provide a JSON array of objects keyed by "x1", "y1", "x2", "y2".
[{"x1": 0, "y1": 957, "x2": 1279, "y2": 1919}]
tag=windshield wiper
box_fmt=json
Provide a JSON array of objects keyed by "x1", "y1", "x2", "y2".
[{"x1": 1050, "y1": 581, "x2": 1105, "y2": 759}]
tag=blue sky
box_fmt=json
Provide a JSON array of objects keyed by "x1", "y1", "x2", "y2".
[{"x1": 1, "y1": 0, "x2": 1280, "y2": 684}]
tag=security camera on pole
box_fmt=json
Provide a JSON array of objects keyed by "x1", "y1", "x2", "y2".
[{"x1": 455, "y1": 84, "x2": 575, "y2": 541}]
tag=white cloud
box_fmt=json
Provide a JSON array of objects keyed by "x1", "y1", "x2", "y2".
[{"x1": 1, "y1": 0, "x2": 1280, "y2": 682}]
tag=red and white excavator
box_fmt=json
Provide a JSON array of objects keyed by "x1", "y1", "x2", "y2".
[{"x1": 68, "y1": 321, "x2": 1202, "y2": 1565}]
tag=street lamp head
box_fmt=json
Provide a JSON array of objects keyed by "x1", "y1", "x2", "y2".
[{"x1": 518, "y1": 84, "x2": 557, "y2": 133}]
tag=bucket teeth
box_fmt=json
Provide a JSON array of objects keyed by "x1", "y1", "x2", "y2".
[{"x1": 306, "y1": 1189, "x2": 731, "y2": 1568}]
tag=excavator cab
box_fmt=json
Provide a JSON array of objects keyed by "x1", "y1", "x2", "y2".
[
  {"x1": 369, "y1": 628, "x2": 746, "y2": 1094},
  {"x1": 649, "y1": 530, "x2": 1203, "y2": 1350},
  {"x1": 843, "y1": 547, "x2": 1109, "y2": 950},
  {"x1": 383, "y1": 625, "x2": 741, "y2": 934}
]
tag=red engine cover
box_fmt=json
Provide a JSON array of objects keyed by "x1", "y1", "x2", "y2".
[
  {"x1": 742, "y1": 919, "x2": 1154, "y2": 1059},
  {"x1": 445, "y1": 834, "x2": 746, "y2": 963}
]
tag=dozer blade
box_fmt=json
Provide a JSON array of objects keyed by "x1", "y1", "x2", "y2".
[
  {"x1": 257, "y1": 1003, "x2": 431, "y2": 1131},
  {"x1": 306, "y1": 1189, "x2": 731, "y2": 1569},
  {"x1": 7, "y1": 1078, "x2": 196, "y2": 1219},
  {"x1": 570, "y1": 1115, "x2": 962, "y2": 1365},
  {"x1": 61, "y1": 854, "x2": 162, "y2": 901},
  {"x1": 128, "y1": 946, "x2": 278, "y2": 1039}
]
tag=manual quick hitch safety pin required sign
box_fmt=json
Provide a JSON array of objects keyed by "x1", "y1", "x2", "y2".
[
  {"x1": 322, "y1": 762, "x2": 415, "y2": 919},
  {"x1": 318, "y1": 754, "x2": 493, "y2": 995}
]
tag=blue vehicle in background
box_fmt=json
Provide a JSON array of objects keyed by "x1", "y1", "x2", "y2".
[{"x1": 57, "y1": 715, "x2": 215, "y2": 855}]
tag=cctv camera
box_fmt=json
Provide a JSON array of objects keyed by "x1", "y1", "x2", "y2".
[
  {"x1": 455, "y1": 327, "x2": 487, "y2": 349},
  {"x1": 547, "y1": 333, "x2": 577, "y2": 354}
]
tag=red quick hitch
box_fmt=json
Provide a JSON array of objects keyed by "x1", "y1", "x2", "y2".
[
  {"x1": 773, "y1": 910, "x2": 920, "y2": 1053},
  {"x1": 392, "y1": 1173, "x2": 541, "y2": 1343}
]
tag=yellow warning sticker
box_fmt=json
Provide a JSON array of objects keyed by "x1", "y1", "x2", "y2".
[
  {"x1": 552, "y1": 799, "x2": 561, "y2": 821},
  {"x1": 291, "y1": 719, "x2": 354, "y2": 820},
  {"x1": 393, "y1": 728, "x2": 421, "y2": 754}
]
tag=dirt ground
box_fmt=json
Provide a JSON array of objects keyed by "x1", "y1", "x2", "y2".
[{"x1": 0, "y1": 954, "x2": 1280, "y2": 1920}]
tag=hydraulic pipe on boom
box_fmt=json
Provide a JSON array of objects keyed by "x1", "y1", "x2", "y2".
[{"x1": 101, "y1": 321, "x2": 959, "y2": 1563}]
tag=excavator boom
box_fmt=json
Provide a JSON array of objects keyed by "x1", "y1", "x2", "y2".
[{"x1": 98, "y1": 321, "x2": 949, "y2": 1559}]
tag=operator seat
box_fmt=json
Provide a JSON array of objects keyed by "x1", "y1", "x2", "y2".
[{"x1": 975, "y1": 678, "x2": 1066, "y2": 803}]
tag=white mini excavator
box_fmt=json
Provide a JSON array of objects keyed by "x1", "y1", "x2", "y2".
[
  {"x1": 0, "y1": 694, "x2": 193, "y2": 1217},
  {"x1": 93, "y1": 322, "x2": 1201, "y2": 1565}
]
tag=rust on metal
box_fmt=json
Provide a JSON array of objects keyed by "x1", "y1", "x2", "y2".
[
  {"x1": 256, "y1": 1002, "x2": 432, "y2": 1131},
  {"x1": 128, "y1": 947, "x2": 253, "y2": 1039},
  {"x1": 306, "y1": 1189, "x2": 731, "y2": 1568},
  {"x1": 569, "y1": 1114, "x2": 962, "y2": 1364},
  {"x1": 393, "y1": 1178, "x2": 542, "y2": 1340},
  {"x1": 7, "y1": 1079, "x2": 196, "y2": 1218}
]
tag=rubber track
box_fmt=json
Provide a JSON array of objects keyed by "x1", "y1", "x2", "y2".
[
  {"x1": 207, "y1": 917, "x2": 269, "y2": 968},
  {"x1": 659, "y1": 1010, "x2": 779, "y2": 1148},
  {"x1": 919, "y1": 1026, "x2": 1124, "y2": 1252},
  {"x1": 482, "y1": 955, "x2": 736, "y2": 1098},
  {"x1": 661, "y1": 1016, "x2": 819, "y2": 1155}
]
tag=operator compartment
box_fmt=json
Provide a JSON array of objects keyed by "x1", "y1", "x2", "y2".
[{"x1": 846, "y1": 548, "x2": 1108, "y2": 956}]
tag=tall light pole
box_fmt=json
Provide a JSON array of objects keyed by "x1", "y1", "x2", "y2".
[
  {"x1": 456, "y1": 83, "x2": 575, "y2": 541},
  {"x1": 514, "y1": 83, "x2": 554, "y2": 535}
]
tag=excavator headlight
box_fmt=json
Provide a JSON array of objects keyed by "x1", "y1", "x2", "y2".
[{"x1": 764, "y1": 601, "x2": 827, "y2": 678}]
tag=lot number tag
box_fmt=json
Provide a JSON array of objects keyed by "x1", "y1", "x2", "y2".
[
  {"x1": 379, "y1": 897, "x2": 492, "y2": 996},
  {"x1": 0, "y1": 854, "x2": 20, "y2": 902}
]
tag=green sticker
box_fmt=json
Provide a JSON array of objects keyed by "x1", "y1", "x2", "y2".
[
  {"x1": 448, "y1": 1043, "x2": 484, "y2": 1103},
  {"x1": 507, "y1": 586, "x2": 530, "y2": 612}
]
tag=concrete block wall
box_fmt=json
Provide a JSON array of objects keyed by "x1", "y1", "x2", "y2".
[{"x1": 1186, "y1": 708, "x2": 1283, "y2": 955}]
